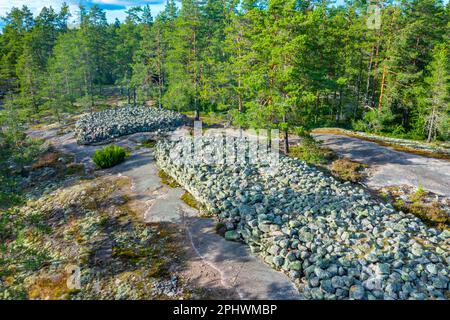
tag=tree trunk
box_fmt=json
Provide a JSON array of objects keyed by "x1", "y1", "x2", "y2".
[
  {"x1": 90, "y1": 80, "x2": 94, "y2": 113},
  {"x1": 314, "y1": 91, "x2": 320, "y2": 124},
  {"x1": 427, "y1": 106, "x2": 436, "y2": 143},
  {"x1": 364, "y1": 45, "x2": 375, "y2": 111},
  {"x1": 378, "y1": 65, "x2": 387, "y2": 112},
  {"x1": 355, "y1": 51, "x2": 363, "y2": 119},
  {"x1": 283, "y1": 113, "x2": 289, "y2": 154}
]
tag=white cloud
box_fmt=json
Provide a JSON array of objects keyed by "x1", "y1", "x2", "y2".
[{"x1": 0, "y1": 0, "x2": 167, "y2": 24}]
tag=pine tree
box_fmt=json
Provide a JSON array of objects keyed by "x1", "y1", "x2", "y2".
[{"x1": 164, "y1": 0, "x2": 204, "y2": 118}]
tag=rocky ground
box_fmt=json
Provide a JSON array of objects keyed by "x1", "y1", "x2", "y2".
[
  {"x1": 313, "y1": 128, "x2": 450, "y2": 159},
  {"x1": 313, "y1": 133, "x2": 450, "y2": 199},
  {"x1": 156, "y1": 135, "x2": 450, "y2": 300},
  {"x1": 3, "y1": 112, "x2": 449, "y2": 300},
  {"x1": 75, "y1": 106, "x2": 185, "y2": 145},
  {"x1": 2, "y1": 119, "x2": 300, "y2": 300}
]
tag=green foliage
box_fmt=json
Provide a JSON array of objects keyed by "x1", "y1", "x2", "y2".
[
  {"x1": 289, "y1": 134, "x2": 336, "y2": 165},
  {"x1": 0, "y1": 1, "x2": 448, "y2": 141},
  {"x1": 412, "y1": 183, "x2": 426, "y2": 202},
  {"x1": 92, "y1": 145, "x2": 128, "y2": 169},
  {"x1": 0, "y1": 99, "x2": 43, "y2": 209}
]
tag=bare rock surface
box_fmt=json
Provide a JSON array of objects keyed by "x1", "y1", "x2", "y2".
[
  {"x1": 313, "y1": 133, "x2": 450, "y2": 197},
  {"x1": 27, "y1": 124, "x2": 301, "y2": 300}
]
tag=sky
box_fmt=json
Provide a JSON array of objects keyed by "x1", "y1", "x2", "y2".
[{"x1": 0, "y1": 1, "x2": 169, "y2": 29}]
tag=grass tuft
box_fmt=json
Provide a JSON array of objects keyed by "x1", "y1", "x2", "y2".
[{"x1": 92, "y1": 145, "x2": 128, "y2": 169}]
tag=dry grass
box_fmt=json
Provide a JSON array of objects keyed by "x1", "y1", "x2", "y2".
[
  {"x1": 383, "y1": 186, "x2": 450, "y2": 231},
  {"x1": 394, "y1": 200, "x2": 449, "y2": 231},
  {"x1": 27, "y1": 273, "x2": 76, "y2": 300},
  {"x1": 330, "y1": 158, "x2": 367, "y2": 182},
  {"x1": 31, "y1": 151, "x2": 63, "y2": 170}
]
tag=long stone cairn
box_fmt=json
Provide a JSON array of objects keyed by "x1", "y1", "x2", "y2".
[
  {"x1": 155, "y1": 134, "x2": 449, "y2": 300},
  {"x1": 75, "y1": 106, "x2": 185, "y2": 145}
]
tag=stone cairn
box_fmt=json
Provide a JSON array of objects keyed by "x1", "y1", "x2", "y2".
[
  {"x1": 155, "y1": 135, "x2": 449, "y2": 300},
  {"x1": 75, "y1": 106, "x2": 185, "y2": 145}
]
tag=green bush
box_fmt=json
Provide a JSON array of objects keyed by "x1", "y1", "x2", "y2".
[
  {"x1": 92, "y1": 145, "x2": 128, "y2": 169},
  {"x1": 289, "y1": 134, "x2": 336, "y2": 165}
]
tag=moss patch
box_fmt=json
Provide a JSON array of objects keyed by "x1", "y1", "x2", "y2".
[
  {"x1": 180, "y1": 192, "x2": 199, "y2": 209},
  {"x1": 382, "y1": 186, "x2": 449, "y2": 231},
  {"x1": 27, "y1": 273, "x2": 75, "y2": 300},
  {"x1": 0, "y1": 174, "x2": 190, "y2": 300},
  {"x1": 65, "y1": 163, "x2": 85, "y2": 176},
  {"x1": 330, "y1": 158, "x2": 367, "y2": 182},
  {"x1": 394, "y1": 199, "x2": 449, "y2": 231},
  {"x1": 214, "y1": 222, "x2": 227, "y2": 236},
  {"x1": 158, "y1": 170, "x2": 180, "y2": 188},
  {"x1": 141, "y1": 139, "x2": 157, "y2": 148}
]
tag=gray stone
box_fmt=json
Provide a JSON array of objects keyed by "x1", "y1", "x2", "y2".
[
  {"x1": 314, "y1": 267, "x2": 331, "y2": 280},
  {"x1": 309, "y1": 277, "x2": 320, "y2": 287},
  {"x1": 224, "y1": 230, "x2": 240, "y2": 241},
  {"x1": 375, "y1": 263, "x2": 390, "y2": 275},
  {"x1": 289, "y1": 261, "x2": 302, "y2": 271},
  {"x1": 272, "y1": 256, "x2": 285, "y2": 267},
  {"x1": 349, "y1": 285, "x2": 365, "y2": 300},
  {"x1": 425, "y1": 264, "x2": 437, "y2": 275}
]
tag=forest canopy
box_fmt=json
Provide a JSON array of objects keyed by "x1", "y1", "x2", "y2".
[{"x1": 0, "y1": 0, "x2": 449, "y2": 142}]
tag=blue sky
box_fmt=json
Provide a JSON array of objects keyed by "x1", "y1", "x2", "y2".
[{"x1": 0, "y1": 1, "x2": 169, "y2": 28}]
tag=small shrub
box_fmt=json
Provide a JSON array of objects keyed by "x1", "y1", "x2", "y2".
[
  {"x1": 289, "y1": 134, "x2": 335, "y2": 165},
  {"x1": 92, "y1": 145, "x2": 128, "y2": 169},
  {"x1": 411, "y1": 183, "x2": 426, "y2": 202},
  {"x1": 351, "y1": 119, "x2": 369, "y2": 132},
  {"x1": 331, "y1": 158, "x2": 367, "y2": 182}
]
